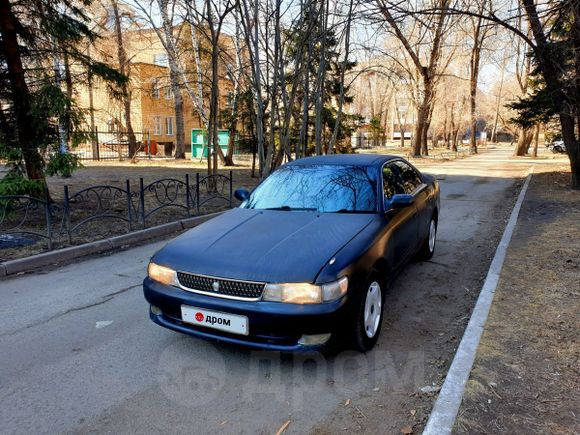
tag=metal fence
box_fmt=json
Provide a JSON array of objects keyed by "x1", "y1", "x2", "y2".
[
  {"x1": 0, "y1": 172, "x2": 232, "y2": 251},
  {"x1": 72, "y1": 130, "x2": 258, "y2": 161},
  {"x1": 71, "y1": 130, "x2": 170, "y2": 161}
]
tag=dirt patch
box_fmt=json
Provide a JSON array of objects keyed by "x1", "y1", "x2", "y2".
[{"x1": 454, "y1": 168, "x2": 580, "y2": 434}]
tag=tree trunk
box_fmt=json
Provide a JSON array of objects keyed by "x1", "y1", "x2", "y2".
[
  {"x1": 491, "y1": 57, "x2": 506, "y2": 143},
  {"x1": 514, "y1": 126, "x2": 533, "y2": 156},
  {"x1": 531, "y1": 124, "x2": 539, "y2": 158},
  {"x1": 172, "y1": 79, "x2": 186, "y2": 159},
  {"x1": 111, "y1": 0, "x2": 137, "y2": 159},
  {"x1": 469, "y1": 13, "x2": 485, "y2": 154},
  {"x1": 87, "y1": 46, "x2": 98, "y2": 158},
  {"x1": 413, "y1": 76, "x2": 433, "y2": 156},
  {"x1": 159, "y1": 1, "x2": 185, "y2": 160},
  {"x1": 395, "y1": 99, "x2": 405, "y2": 148},
  {"x1": 421, "y1": 119, "x2": 429, "y2": 156},
  {"x1": 239, "y1": 0, "x2": 265, "y2": 176},
  {"x1": 329, "y1": 0, "x2": 354, "y2": 153},
  {"x1": 0, "y1": 0, "x2": 45, "y2": 183},
  {"x1": 314, "y1": 0, "x2": 329, "y2": 155},
  {"x1": 412, "y1": 115, "x2": 423, "y2": 156},
  {"x1": 209, "y1": 38, "x2": 220, "y2": 176},
  {"x1": 63, "y1": 52, "x2": 73, "y2": 150}
]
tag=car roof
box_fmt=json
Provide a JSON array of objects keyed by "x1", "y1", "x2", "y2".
[{"x1": 284, "y1": 153, "x2": 399, "y2": 168}]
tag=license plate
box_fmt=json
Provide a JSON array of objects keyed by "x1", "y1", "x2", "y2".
[{"x1": 181, "y1": 305, "x2": 249, "y2": 336}]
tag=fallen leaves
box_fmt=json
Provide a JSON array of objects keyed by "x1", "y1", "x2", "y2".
[{"x1": 400, "y1": 425, "x2": 413, "y2": 434}]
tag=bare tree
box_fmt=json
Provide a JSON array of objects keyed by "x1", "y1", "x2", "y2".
[
  {"x1": 490, "y1": 53, "x2": 507, "y2": 143},
  {"x1": 238, "y1": 0, "x2": 266, "y2": 176},
  {"x1": 186, "y1": 0, "x2": 237, "y2": 175},
  {"x1": 133, "y1": 0, "x2": 191, "y2": 159},
  {"x1": 110, "y1": 0, "x2": 138, "y2": 159},
  {"x1": 329, "y1": 0, "x2": 355, "y2": 153},
  {"x1": 376, "y1": 0, "x2": 453, "y2": 156},
  {"x1": 467, "y1": 0, "x2": 494, "y2": 153}
]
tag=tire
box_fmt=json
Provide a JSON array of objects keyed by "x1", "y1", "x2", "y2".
[
  {"x1": 351, "y1": 278, "x2": 384, "y2": 352},
  {"x1": 417, "y1": 216, "x2": 437, "y2": 260}
]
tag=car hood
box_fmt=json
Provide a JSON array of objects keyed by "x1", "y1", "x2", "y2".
[{"x1": 152, "y1": 208, "x2": 375, "y2": 283}]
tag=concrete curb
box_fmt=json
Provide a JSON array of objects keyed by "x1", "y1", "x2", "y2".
[
  {"x1": 423, "y1": 170, "x2": 534, "y2": 435},
  {"x1": 0, "y1": 211, "x2": 223, "y2": 278}
]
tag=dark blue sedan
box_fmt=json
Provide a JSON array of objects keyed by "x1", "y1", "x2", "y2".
[{"x1": 143, "y1": 154, "x2": 440, "y2": 352}]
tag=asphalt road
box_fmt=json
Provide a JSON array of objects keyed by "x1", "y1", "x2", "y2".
[{"x1": 0, "y1": 147, "x2": 537, "y2": 434}]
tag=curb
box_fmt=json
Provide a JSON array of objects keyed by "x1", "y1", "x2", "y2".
[
  {"x1": 423, "y1": 170, "x2": 534, "y2": 435},
  {"x1": 0, "y1": 211, "x2": 223, "y2": 278}
]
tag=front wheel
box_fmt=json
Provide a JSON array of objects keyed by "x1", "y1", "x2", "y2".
[
  {"x1": 351, "y1": 279, "x2": 384, "y2": 352},
  {"x1": 417, "y1": 217, "x2": 437, "y2": 260}
]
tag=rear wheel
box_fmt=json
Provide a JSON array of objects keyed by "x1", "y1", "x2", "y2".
[
  {"x1": 351, "y1": 279, "x2": 384, "y2": 352},
  {"x1": 417, "y1": 217, "x2": 437, "y2": 260}
]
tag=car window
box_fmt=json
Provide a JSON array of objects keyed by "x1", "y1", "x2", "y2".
[
  {"x1": 382, "y1": 165, "x2": 406, "y2": 199},
  {"x1": 393, "y1": 161, "x2": 423, "y2": 194},
  {"x1": 242, "y1": 165, "x2": 378, "y2": 213}
]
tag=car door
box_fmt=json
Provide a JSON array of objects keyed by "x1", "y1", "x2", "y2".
[
  {"x1": 382, "y1": 163, "x2": 418, "y2": 269},
  {"x1": 392, "y1": 160, "x2": 428, "y2": 251}
]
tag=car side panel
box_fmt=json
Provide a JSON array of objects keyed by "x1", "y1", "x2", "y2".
[
  {"x1": 386, "y1": 204, "x2": 418, "y2": 266},
  {"x1": 413, "y1": 184, "x2": 430, "y2": 246}
]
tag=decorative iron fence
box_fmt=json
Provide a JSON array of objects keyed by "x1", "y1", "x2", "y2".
[
  {"x1": 0, "y1": 191, "x2": 56, "y2": 250},
  {"x1": 0, "y1": 172, "x2": 233, "y2": 252}
]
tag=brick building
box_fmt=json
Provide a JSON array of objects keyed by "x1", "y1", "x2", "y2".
[{"x1": 76, "y1": 24, "x2": 235, "y2": 157}]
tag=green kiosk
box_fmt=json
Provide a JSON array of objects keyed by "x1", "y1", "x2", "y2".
[{"x1": 191, "y1": 129, "x2": 230, "y2": 160}]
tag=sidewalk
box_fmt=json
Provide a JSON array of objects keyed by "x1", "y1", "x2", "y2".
[{"x1": 454, "y1": 165, "x2": 579, "y2": 434}]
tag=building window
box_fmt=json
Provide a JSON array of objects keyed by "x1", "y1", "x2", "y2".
[
  {"x1": 165, "y1": 86, "x2": 173, "y2": 100},
  {"x1": 165, "y1": 117, "x2": 174, "y2": 135},
  {"x1": 153, "y1": 53, "x2": 168, "y2": 67},
  {"x1": 226, "y1": 91, "x2": 235, "y2": 108},
  {"x1": 153, "y1": 116, "x2": 162, "y2": 135},
  {"x1": 151, "y1": 79, "x2": 160, "y2": 99}
]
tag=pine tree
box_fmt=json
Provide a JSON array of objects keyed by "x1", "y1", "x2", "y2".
[{"x1": 0, "y1": 0, "x2": 125, "y2": 189}]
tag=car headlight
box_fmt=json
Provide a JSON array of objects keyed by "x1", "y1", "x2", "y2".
[
  {"x1": 262, "y1": 277, "x2": 348, "y2": 304},
  {"x1": 147, "y1": 262, "x2": 177, "y2": 286}
]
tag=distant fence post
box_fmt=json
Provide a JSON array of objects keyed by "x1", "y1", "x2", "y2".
[
  {"x1": 229, "y1": 170, "x2": 233, "y2": 208},
  {"x1": 64, "y1": 185, "x2": 72, "y2": 244},
  {"x1": 95, "y1": 127, "x2": 100, "y2": 161},
  {"x1": 139, "y1": 177, "x2": 145, "y2": 227},
  {"x1": 147, "y1": 131, "x2": 151, "y2": 159},
  {"x1": 44, "y1": 188, "x2": 53, "y2": 250},
  {"x1": 196, "y1": 172, "x2": 200, "y2": 214},
  {"x1": 185, "y1": 174, "x2": 191, "y2": 216},
  {"x1": 126, "y1": 179, "x2": 132, "y2": 232}
]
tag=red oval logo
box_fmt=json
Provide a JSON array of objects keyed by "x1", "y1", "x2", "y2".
[{"x1": 195, "y1": 312, "x2": 204, "y2": 322}]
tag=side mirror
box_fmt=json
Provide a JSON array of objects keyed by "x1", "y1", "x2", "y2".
[
  {"x1": 234, "y1": 188, "x2": 250, "y2": 201},
  {"x1": 389, "y1": 194, "x2": 414, "y2": 209}
]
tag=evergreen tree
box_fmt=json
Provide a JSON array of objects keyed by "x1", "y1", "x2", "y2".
[{"x1": 0, "y1": 0, "x2": 125, "y2": 190}]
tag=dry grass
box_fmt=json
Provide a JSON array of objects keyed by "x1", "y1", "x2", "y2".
[{"x1": 455, "y1": 166, "x2": 580, "y2": 435}]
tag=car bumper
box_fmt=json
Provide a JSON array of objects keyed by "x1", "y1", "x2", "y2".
[{"x1": 143, "y1": 277, "x2": 352, "y2": 351}]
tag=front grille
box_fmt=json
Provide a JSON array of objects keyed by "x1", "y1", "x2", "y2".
[{"x1": 177, "y1": 272, "x2": 265, "y2": 299}]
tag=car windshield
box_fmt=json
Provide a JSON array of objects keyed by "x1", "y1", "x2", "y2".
[{"x1": 242, "y1": 165, "x2": 378, "y2": 213}]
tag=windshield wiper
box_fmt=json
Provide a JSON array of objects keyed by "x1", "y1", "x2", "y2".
[
  {"x1": 264, "y1": 206, "x2": 316, "y2": 211},
  {"x1": 333, "y1": 209, "x2": 373, "y2": 214}
]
